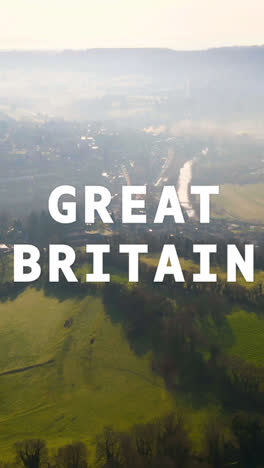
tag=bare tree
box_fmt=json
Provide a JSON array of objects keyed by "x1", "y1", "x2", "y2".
[
  {"x1": 95, "y1": 427, "x2": 122, "y2": 468},
  {"x1": 14, "y1": 439, "x2": 48, "y2": 468},
  {"x1": 55, "y1": 442, "x2": 88, "y2": 468}
]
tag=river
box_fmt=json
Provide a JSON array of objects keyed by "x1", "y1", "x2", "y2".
[{"x1": 177, "y1": 160, "x2": 195, "y2": 218}]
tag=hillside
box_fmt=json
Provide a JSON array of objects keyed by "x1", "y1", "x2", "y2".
[
  {"x1": 0, "y1": 252, "x2": 264, "y2": 460},
  {"x1": 1, "y1": 47, "x2": 264, "y2": 124},
  {"x1": 0, "y1": 288, "x2": 177, "y2": 456}
]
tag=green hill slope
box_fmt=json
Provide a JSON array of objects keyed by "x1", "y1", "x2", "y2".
[
  {"x1": 0, "y1": 288, "x2": 177, "y2": 455},
  {"x1": 1, "y1": 256, "x2": 263, "y2": 459}
]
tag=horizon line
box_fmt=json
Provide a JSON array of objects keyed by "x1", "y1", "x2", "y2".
[{"x1": 0, "y1": 44, "x2": 264, "y2": 53}]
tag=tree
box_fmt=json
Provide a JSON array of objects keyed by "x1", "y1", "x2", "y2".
[
  {"x1": 14, "y1": 439, "x2": 48, "y2": 468},
  {"x1": 204, "y1": 421, "x2": 227, "y2": 468},
  {"x1": 155, "y1": 413, "x2": 192, "y2": 467},
  {"x1": 95, "y1": 427, "x2": 122, "y2": 468},
  {"x1": 55, "y1": 442, "x2": 88, "y2": 468},
  {"x1": 232, "y1": 413, "x2": 264, "y2": 468}
]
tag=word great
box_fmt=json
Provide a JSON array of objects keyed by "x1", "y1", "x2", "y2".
[{"x1": 48, "y1": 185, "x2": 220, "y2": 224}]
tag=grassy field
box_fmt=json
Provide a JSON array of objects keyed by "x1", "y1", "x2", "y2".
[
  {"x1": 0, "y1": 282, "x2": 222, "y2": 460},
  {"x1": 0, "y1": 254, "x2": 263, "y2": 459},
  {"x1": 0, "y1": 288, "x2": 179, "y2": 458},
  {"x1": 225, "y1": 309, "x2": 264, "y2": 366},
  {"x1": 211, "y1": 184, "x2": 264, "y2": 223}
]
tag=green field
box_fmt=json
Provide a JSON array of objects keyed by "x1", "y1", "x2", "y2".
[
  {"x1": 0, "y1": 281, "x2": 223, "y2": 460},
  {"x1": 225, "y1": 309, "x2": 264, "y2": 366},
  {"x1": 0, "y1": 288, "x2": 179, "y2": 457},
  {"x1": 1, "y1": 255, "x2": 264, "y2": 459},
  {"x1": 211, "y1": 183, "x2": 264, "y2": 222}
]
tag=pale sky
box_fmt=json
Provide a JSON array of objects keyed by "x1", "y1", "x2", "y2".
[{"x1": 0, "y1": 0, "x2": 264, "y2": 50}]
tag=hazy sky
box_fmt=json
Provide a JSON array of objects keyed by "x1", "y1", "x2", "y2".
[{"x1": 0, "y1": 0, "x2": 264, "y2": 50}]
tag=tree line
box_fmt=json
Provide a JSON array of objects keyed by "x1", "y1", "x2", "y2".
[{"x1": 2, "y1": 411, "x2": 264, "y2": 468}]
